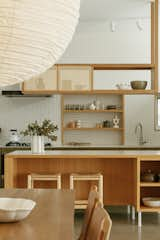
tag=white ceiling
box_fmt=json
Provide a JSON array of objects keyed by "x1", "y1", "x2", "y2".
[{"x1": 80, "y1": 0, "x2": 151, "y2": 21}]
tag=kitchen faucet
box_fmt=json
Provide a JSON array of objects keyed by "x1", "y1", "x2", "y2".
[{"x1": 135, "y1": 122, "x2": 147, "y2": 145}]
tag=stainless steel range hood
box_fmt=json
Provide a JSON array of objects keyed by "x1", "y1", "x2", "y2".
[{"x1": 1, "y1": 83, "x2": 51, "y2": 97}]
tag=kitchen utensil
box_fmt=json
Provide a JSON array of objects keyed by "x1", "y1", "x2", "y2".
[
  {"x1": 9, "y1": 129, "x2": 19, "y2": 143},
  {"x1": 0, "y1": 198, "x2": 36, "y2": 222},
  {"x1": 103, "y1": 120, "x2": 111, "y2": 128},
  {"x1": 107, "y1": 105, "x2": 117, "y2": 110},
  {"x1": 116, "y1": 83, "x2": 130, "y2": 90},
  {"x1": 141, "y1": 170, "x2": 156, "y2": 182},
  {"x1": 130, "y1": 81, "x2": 147, "y2": 90},
  {"x1": 142, "y1": 197, "x2": 160, "y2": 207}
]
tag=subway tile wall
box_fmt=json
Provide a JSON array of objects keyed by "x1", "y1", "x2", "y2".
[{"x1": 0, "y1": 94, "x2": 61, "y2": 145}]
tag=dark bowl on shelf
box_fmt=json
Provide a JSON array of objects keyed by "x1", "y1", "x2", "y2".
[{"x1": 130, "y1": 81, "x2": 147, "y2": 90}]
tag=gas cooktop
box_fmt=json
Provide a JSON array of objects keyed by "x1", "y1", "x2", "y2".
[{"x1": 5, "y1": 142, "x2": 52, "y2": 147}]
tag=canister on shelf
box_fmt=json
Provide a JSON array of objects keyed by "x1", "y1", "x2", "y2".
[
  {"x1": 141, "y1": 170, "x2": 156, "y2": 182},
  {"x1": 67, "y1": 120, "x2": 75, "y2": 128},
  {"x1": 75, "y1": 120, "x2": 81, "y2": 128}
]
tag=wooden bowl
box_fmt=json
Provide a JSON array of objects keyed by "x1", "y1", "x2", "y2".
[{"x1": 130, "y1": 81, "x2": 147, "y2": 90}]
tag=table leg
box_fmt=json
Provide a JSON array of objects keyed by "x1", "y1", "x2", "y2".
[
  {"x1": 127, "y1": 205, "x2": 131, "y2": 215},
  {"x1": 132, "y1": 206, "x2": 136, "y2": 220},
  {"x1": 138, "y1": 211, "x2": 142, "y2": 227}
]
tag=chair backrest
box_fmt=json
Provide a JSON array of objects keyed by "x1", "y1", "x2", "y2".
[
  {"x1": 79, "y1": 185, "x2": 100, "y2": 240},
  {"x1": 86, "y1": 201, "x2": 112, "y2": 240}
]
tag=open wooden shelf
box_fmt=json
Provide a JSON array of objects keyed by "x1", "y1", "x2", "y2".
[
  {"x1": 61, "y1": 94, "x2": 125, "y2": 145},
  {"x1": 93, "y1": 64, "x2": 155, "y2": 70},
  {"x1": 64, "y1": 109, "x2": 123, "y2": 113},
  {"x1": 92, "y1": 90, "x2": 155, "y2": 95},
  {"x1": 59, "y1": 90, "x2": 154, "y2": 95},
  {"x1": 140, "y1": 206, "x2": 160, "y2": 212},
  {"x1": 63, "y1": 127, "x2": 124, "y2": 131},
  {"x1": 140, "y1": 182, "x2": 160, "y2": 187}
]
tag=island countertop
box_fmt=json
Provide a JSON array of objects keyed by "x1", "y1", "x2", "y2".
[
  {"x1": 5, "y1": 150, "x2": 160, "y2": 213},
  {"x1": 6, "y1": 150, "x2": 160, "y2": 159}
]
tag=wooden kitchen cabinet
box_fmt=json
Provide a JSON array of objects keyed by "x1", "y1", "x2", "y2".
[
  {"x1": 58, "y1": 65, "x2": 92, "y2": 92},
  {"x1": 22, "y1": 66, "x2": 58, "y2": 94},
  {"x1": 21, "y1": 63, "x2": 157, "y2": 95},
  {"x1": 137, "y1": 157, "x2": 160, "y2": 226}
]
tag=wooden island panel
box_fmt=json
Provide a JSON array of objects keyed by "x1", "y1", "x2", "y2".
[
  {"x1": 5, "y1": 150, "x2": 160, "y2": 211},
  {"x1": 5, "y1": 151, "x2": 138, "y2": 207}
]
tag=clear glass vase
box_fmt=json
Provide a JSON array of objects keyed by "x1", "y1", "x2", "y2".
[{"x1": 31, "y1": 135, "x2": 45, "y2": 154}]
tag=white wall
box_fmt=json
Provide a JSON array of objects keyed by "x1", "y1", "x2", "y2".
[
  {"x1": 0, "y1": 15, "x2": 159, "y2": 146},
  {"x1": 59, "y1": 19, "x2": 151, "y2": 64},
  {"x1": 59, "y1": 18, "x2": 159, "y2": 146}
]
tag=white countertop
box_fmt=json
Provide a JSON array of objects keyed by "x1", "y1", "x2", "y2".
[
  {"x1": 6, "y1": 150, "x2": 160, "y2": 158},
  {"x1": 1, "y1": 144, "x2": 160, "y2": 149}
]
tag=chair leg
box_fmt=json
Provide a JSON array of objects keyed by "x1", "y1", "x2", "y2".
[
  {"x1": 70, "y1": 175, "x2": 74, "y2": 190},
  {"x1": 57, "y1": 175, "x2": 61, "y2": 189},
  {"x1": 99, "y1": 175, "x2": 103, "y2": 205},
  {"x1": 138, "y1": 211, "x2": 142, "y2": 227},
  {"x1": 27, "y1": 175, "x2": 32, "y2": 189},
  {"x1": 131, "y1": 206, "x2": 136, "y2": 220},
  {"x1": 127, "y1": 205, "x2": 131, "y2": 215}
]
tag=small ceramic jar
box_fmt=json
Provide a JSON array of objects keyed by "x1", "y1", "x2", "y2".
[
  {"x1": 141, "y1": 170, "x2": 156, "y2": 182},
  {"x1": 89, "y1": 103, "x2": 96, "y2": 110},
  {"x1": 67, "y1": 121, "x2": 75, "y2": 128}
]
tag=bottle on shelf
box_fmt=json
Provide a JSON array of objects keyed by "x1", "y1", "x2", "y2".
[
  {"x1": 75, "y1": 120, "x2": 81, "y2": 128},
  {"x1": 94, "y1": 99, "x2": 101, "y2": 110},
  {"x1": 89, "y1": 102, "x2": 96, "y2": 110}
]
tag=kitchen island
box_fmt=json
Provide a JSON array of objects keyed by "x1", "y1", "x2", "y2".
[{"x1": 4, "y1": 150, "x2": 160, "y2": 226}]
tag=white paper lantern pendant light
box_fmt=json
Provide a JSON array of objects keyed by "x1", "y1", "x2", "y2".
[{"x1": 0, "y1": 0, "x2": 80, "y2": 87}]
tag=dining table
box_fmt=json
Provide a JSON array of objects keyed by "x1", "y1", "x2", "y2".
[{"x1": 0, "y1": 189, "x2": 75, "y2": 240}]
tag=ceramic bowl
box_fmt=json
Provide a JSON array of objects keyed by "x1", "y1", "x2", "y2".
[
  {"x1": 142, "y1": 197, "x2": 160, "y2": 207},
  {"x1": 0, "y1": 198, "x2": 36, "y2": 222},
  {"x1": 116, "y1": 83, "x2": 130, "y2": 90},
  {"x1": 130, "y1": 81, "x2": 147, "y2": 90}
]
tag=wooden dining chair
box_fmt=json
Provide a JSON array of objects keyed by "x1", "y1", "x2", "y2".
[
  {"x1": 78, "y1": 185, "x2": 100, "y2": 240},
  {"x1": 86, "y1": 201, "x2": 112, "y2": 240}
]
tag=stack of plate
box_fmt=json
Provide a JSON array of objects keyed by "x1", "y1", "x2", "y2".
[{"x1": 142, "y1": 197, "x2": 160, "y2": 207}]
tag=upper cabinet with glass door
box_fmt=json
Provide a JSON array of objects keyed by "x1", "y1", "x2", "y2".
[
  {"x1": 58, "y1": 65, "x2": 92, "y2": 92},
  {"x1": 22, "y1": 66, "x2": 58, "y2": 94}
]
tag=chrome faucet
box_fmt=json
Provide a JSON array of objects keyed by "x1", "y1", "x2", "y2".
[{"x1": 135, "y1": 122, "x2": 147, "y2": 145}]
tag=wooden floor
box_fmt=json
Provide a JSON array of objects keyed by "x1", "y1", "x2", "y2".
[{"x1": 74, "y1": 210, "x2": 160, "y2": 240}]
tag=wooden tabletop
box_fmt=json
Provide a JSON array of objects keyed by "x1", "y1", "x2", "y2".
[{"x1": 0, "y1": 189, "x2": 74, "y2": 240}]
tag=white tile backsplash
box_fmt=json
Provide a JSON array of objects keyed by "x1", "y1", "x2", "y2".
[{"x1": 0, "y1": 94, "x2": 61, "y2": 145}]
